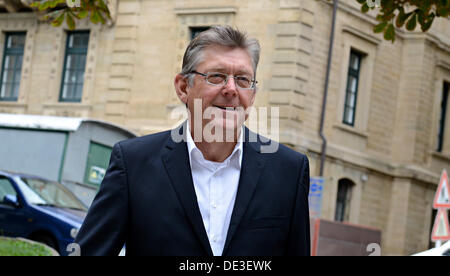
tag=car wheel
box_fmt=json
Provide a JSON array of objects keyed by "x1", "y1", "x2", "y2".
[{"x1": 31, "y1": 234, "x2": 58, "y2": 252}]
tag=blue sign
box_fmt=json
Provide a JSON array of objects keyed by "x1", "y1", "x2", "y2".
[{"x1": 309, "y1": 177, "x2": 324, "y2": 218}]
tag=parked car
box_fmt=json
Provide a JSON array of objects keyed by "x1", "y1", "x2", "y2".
[
  {"x1": 412, "y1": 241, "x2": 450, "y2": 256},
  {"x1": 0, "y1": 170, "x2": 87, "y2": 256}
]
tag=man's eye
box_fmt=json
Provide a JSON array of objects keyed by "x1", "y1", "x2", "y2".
[
  {"x1": 207, "y1": 74, "x2": 226, "y2": 84},
  {"x1": 236, "y1": 76, "x2": 250, "y2": 82},
  {"x1": 236, "y1": 77, "x2": 251, "y2": 87}
]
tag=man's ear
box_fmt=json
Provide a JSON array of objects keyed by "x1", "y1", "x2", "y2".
[{"x1": 174, "y1": 74, "x2": 189, "y2": 104}]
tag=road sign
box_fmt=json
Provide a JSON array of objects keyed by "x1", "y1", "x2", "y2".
[
  {"x1": 433, "y1": 169, "x2": 450, "y2": 209},
  {"x1": 309, "y1": 177, "x2": 324, "y2": 218},
  {"x1": 431, "y1": 209, "x2": 450, "y2": 241}
]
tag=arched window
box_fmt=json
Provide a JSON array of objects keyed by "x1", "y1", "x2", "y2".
[{"x1": 335, "y1": 178, "x2": 354, "y2": 222}]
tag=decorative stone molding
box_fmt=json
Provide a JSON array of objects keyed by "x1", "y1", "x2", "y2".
[
  {"x1": 342, "y1": 25, "x2": 381, "y2": 46},
  {"x1": 42, "y1": 102, "x2": 92, "y2": 118},
  {"x1": 44, "y1": 20, "x2": 100, "y2": 118},
  {"x1": 334, "y1": 27, "x2": 378, "y2": 153},
  {"x1": 300, "y1": 134, "x2": 441, "y2": 186},
  {"x1": 174, "y1": 7, "x2": 237, "y2": 16},
  {"x1": 429, "y1": 62, "x2": 450, "y2": 159},
  {"x1": 47, "y1": 27, "x2": 65, "y2": 102},
  {"x1": 436, "y1": 60, "x2": 450, "y2": 71},
  {"x1": 106, "y1": 0, "x2": 118, "y2": 26},
  {"x1": 0, "y1": 14, "x2": 37, "y2": 109}
]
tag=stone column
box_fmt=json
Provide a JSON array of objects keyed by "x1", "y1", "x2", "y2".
[
  {"x1": 269, "y1": 0, "x2": 314, "y2": 147},
  {"x1": 105, "y1": 0, "x2": 140, "y2": 124},
  {"x1": 384, "y1": 177, "x2": 411, "y2": 255}
]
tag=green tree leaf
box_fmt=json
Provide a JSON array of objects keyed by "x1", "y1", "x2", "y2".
[
  {"x1": 396, "y1": 7, "x2": 405, "y2": 28},
  {"x1": 51, "y1": 12, "x2": 65, "y2": 27},
  {"x1": 98, "y1": 0, "x2": 108, "y2": 10},
  {"x1": 361, "y1": 3, "x2": 369, "y2": 13},
  {"x1": 374, "y1": 21, "x2": 388, "y2": 33},
  {"x1": 30, "y1": 2, "x2": 40, "y2": 8},
  {"x1": 406, "y1": 13, "x2": 417, "y2": 31},
  {"x1": 436, "y1": 5, "x2": 449, "y2": 17},
  {"x1": 39, "y1": 1, "x2": 51, "y2": 11},
  {"x1": 49, "y1": 0, "x2": 58, "y2": 9},
  {"x1": 421, "y1": 15, "x2": 435, "y2": 32},
  {"x1": 90, "y1": 10, "x2": 100, "y2": 24},
  {"x1": 66, "y1": 12, "x2": 75, "y2": 30},
  {"x1": 352, "y1": 0, "x2": 449, "y2": 42},
  {"x1": 417, "y1": 9, "x2": 426, "y2": 25},
  {"x1": 98, "y1": 12, "x2": 106, "y2": 24},
  {"x1": 398, "y1": 11, "x2": 413, "y2": 28},
  {"x1": 384, "y1": 23, "x2": 395, "y2": 42},
  {"x1": 77, "y1": 10, "x2": 89, "y2": 19}
]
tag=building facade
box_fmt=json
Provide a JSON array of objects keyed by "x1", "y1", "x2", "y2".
[{"x1": 0, "y1": 0, "x2": 449, "y2": 255}]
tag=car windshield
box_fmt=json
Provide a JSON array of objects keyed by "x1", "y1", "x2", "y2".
[{"x1": 16, "y1": 177, "x2": 87, "y2": 211}]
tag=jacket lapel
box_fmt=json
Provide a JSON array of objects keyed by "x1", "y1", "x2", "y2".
[
  {"x1": 222, "y1": 127, "x2": 267, "y2": 255},
  {"x1": 161, "y1": 123, "x2": 213, "y2": 256}
]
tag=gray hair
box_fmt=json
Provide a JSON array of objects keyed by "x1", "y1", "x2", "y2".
[{"x1": 181, "y1": 25, "x2": 261, "y2": 86}]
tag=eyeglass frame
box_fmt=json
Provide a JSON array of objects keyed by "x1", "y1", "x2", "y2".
[{"x1": 189, "y1": 71, "x2": 258, "y2": 90}]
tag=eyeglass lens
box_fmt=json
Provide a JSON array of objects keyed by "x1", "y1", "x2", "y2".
[{"x1": 206, "y1": 73, "x2": 253, "y2": 89}]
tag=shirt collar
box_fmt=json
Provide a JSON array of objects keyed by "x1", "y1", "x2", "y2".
[{"x1": 186, "y1": 121, "x2": 243, "y2": 170}]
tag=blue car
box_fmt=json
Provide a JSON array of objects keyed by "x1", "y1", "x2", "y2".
[{"x1": 0, "y1": 170, "x2": 87, "y2": 255}]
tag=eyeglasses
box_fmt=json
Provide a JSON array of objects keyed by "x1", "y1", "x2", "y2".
[{"x1": 190, "y1": 71, "x2": 257, "y2": 90}]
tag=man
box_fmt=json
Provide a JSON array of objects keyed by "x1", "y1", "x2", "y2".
[{"x1": 75, "y1": 25, "x2": 310, "y2": 256}]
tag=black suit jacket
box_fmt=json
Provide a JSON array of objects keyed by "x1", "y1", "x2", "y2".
[{"x1": 75, "y1": 124, "x2": 310, "y2": 256}]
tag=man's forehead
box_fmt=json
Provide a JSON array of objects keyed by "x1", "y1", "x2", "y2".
[
  {"x1": 199, "y1": 46, "x2": 254, "y2": 73},
  {"x1": 203, "y1": 66, "x2": 253, "y2": 75}
]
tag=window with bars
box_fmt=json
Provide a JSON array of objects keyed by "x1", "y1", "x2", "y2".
[
  {"x1": 335, "y1": 179, "x2": 353, "y2": 222},
  {"x1": 343, "y1": 50, "x2": 363, "y2": 126},
  {"x1": 0, "y1": 32, "x2": 26, "y2": 101},
  {"x1": 59, "y1": 31, "x2": 89, "y2": 102}
]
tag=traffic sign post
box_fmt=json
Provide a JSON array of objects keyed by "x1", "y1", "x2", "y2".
[
  {"x1": 431, "y1": 209, "x2": 450, "y2": 244},
  {"x1": 308, "y1": 177, "x2": 324, "y2": 219},
  {"x1": 308, "y1": 177, "x2": 324, "y2": 256},
  {"x1": 433, "y1": 169, "x2": 450, "y2": 209},
  {"x1": 431, "y1": 169, "x2": 450, "y2": 248}
]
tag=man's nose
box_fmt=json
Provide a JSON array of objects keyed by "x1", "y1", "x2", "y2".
[{"x1": 222, "y1": 76, "x2": 238, "y2": 96}]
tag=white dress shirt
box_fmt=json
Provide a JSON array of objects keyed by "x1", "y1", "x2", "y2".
[{"x1": 186, "y1": 123, "x2": 243, "y2": 256}]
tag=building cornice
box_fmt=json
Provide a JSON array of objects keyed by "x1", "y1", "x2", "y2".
[
  {"x1": 436, "y1": 60, "x2": 450, "y2": 71},
  {"x1": 293, "y1": 133, "x2": 441, "y2": 185},
  {"x1": 174, "y1": 7, "x2": 237, "y2": 15},
  {"x1": 341, "y1": 24, "x2": 381, "y2": 45}
]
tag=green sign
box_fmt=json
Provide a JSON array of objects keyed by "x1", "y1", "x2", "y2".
[{"x1": 84, "y1": 142, "x2": 112, "y2": 187}]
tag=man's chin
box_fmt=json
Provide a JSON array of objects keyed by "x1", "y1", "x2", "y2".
[{"x1": 203, "y1": 118, "x2": 242, "y2": 142}]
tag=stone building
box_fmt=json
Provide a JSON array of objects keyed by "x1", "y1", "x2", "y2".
[{"x1": 0, "y1": 0, "x2": 448, "y2": 255}]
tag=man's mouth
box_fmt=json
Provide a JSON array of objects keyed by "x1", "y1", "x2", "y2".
[{"x1": 213, "y1": 105, "x2": 238, "y2": 111}]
